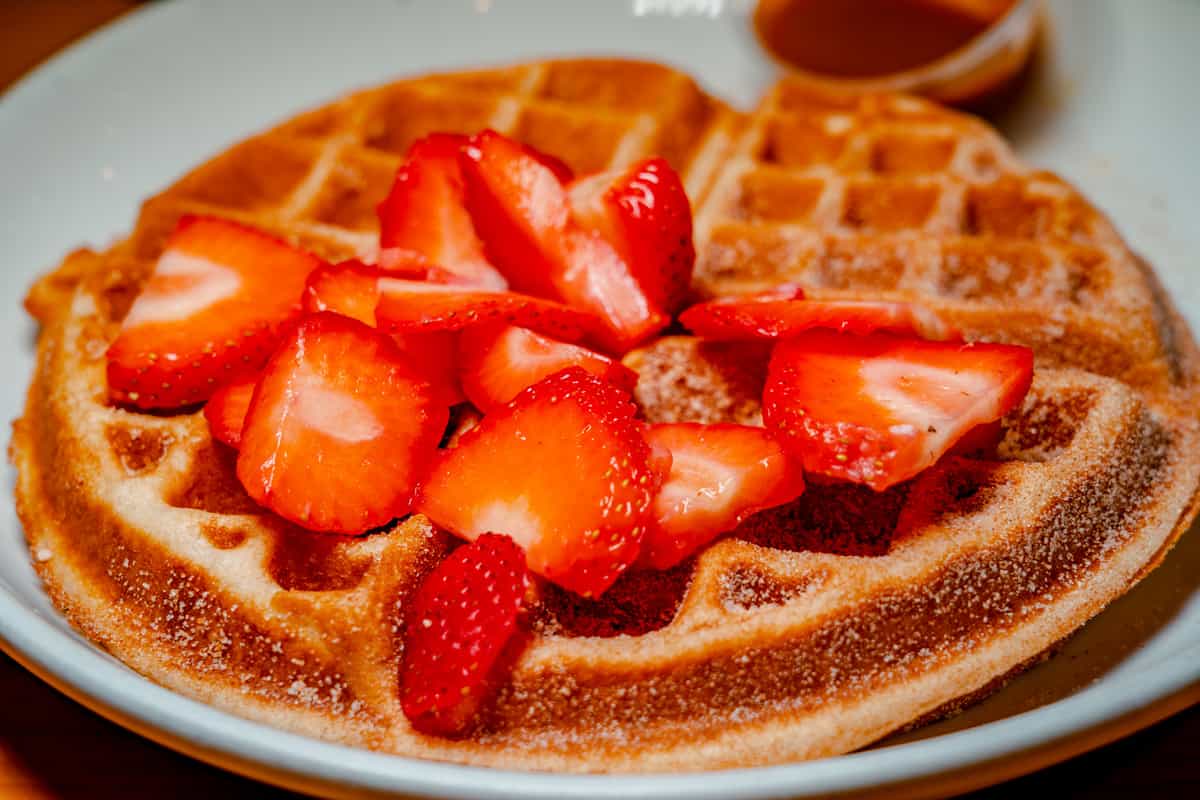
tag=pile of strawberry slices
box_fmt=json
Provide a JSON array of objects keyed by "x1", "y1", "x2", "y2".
[{"x1": 106, "y1": 129, "x2": 1033, "y2": 736}]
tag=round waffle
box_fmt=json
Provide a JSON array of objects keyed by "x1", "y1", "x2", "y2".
[{"x1": 12, "y1": 59, "x2": 1200, "y2": 772}]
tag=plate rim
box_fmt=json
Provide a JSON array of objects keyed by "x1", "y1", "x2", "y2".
[
  {"x1": 1, "y1": 1, "x2": 1198, "y2": 797},
  {"x1": 2, "y1": 584, "x2": 1198, "y2": 799}
]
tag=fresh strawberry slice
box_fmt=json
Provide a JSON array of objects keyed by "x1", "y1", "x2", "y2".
[
  {"x1": 374, "y1": 247, "x2": 431, "y2": 277},
  {"x1": 554, "y1": 228, "x2": 668, "y2": 353},
  {"x1": 457, "y1": 129, "x2": 571, "y2": 298},
  {"x1": 458, "y1": 324, "x2": 638, "y2": 413},
  {"x1": 377, "y1": 133, "x2": 508, "y2": 290},
  {"x1": 567, "y1": 157, "x2": 695, "y2": 313},
  {"x1": 640, "y1": 423, "x2": 806, "y2": 570},
  {"x1": 948, "y1": 420, "x2": 1005, "y2": 459},
  {"x1": 391, "y1": 330, "x2": 464, "y2": 406},
  {"x1": 375, "y1": 248, "x2": 476, "y2": 284},
  {"x1": 763, "y1": 332, "x2": 1033, "y2": 491},
  {"x1": 303, "y1": 261, "x2": 465, "y2": 404},
  {"x1": 680, "y1": 290, "x2": 958, "y2": 342},
  {"x1": 302, "y1": 259, "x2": 382, "y2": 325},
  {"x1": 107, "y1": 215, "x2": 323, "y2": 409},
  {"x1": 374, "y1": 278, "x2": 598, "y2": 343},
  {"x1": 459, "y1": 129, "x2": 666, "y2": 352},
  {"x1": 400, "y1": 533, "x2": 530, "y2": 737},
  {"x1": 519, "y1": 142, "x2": 574, "y2": 184},
  {"x1": 203, "y1": 373, "x2": 259, "y2": 449},
  {"x1": 237, "y1": 312, "x2": 449, "y2": 533},
  {"x1": 418, "y1": 367, "x2": 661, "y2": 597}
]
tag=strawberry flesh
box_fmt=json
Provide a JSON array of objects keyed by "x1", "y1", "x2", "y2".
[
  {"x1": 303, "y1": 261, "x2": 464, "y2": 404},
  {"x1": 763, "y1": 332, "x2": 1033, "y2": 491},
  {"x1": 457, "y1": 129, "x2": 567, "y2": 298},
  {"x1": 374, "y1": 278, "x2": 598, "y2": 343},
  {"x1": 391, "y1": 330, "x2": 464, "y2": 407},
  {"x1": 237, "y1": 312, "x2": 449, "y2": 533},
  {"x1": 949, "y1": 420, "x2": 1005, "y2": 459},
  {"x1": 377, "y1": 133, "x2": 508, "y2": 290},
  {"x1": 568, "y1": 156, "x2": 695, "y2": 314},
  {"x1": 680, "y1": 291, "x2": 958, "y2": 342},
  {"x1": 458, "y1": 324, "x2": 638, "y2": 413},
  {"x1": 459, "y1": 129, "x2": 666, "y2": 352},
  {"x1": 554, "y1": 227, "x2": 668, "y2": 353},
  {"x1": 203, "y1": 373, "x2": 259, "y2": 449},
  {"x1": 418, "y1": 367, "x2": 661, "y2": 597},
  {"x1": 641, "y1": 423, "x2": 805, "y2": 569},
  {"x1": 400, "y1": 533, "x2": 529, "y2": 737},
  {"x1": 302, "y1": 259, "x2": 383, "y2": 325},
  {"x1": 375, "y1": 248, "x2": 479, "y2": 284},
  {"x1": 107, "y1": 215, "x2": 322, "y2": 409}
]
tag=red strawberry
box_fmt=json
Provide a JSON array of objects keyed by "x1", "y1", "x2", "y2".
[
  {"x1": 375, "y1": 248, "x2": 477, "y2": 284},
  {"x1": 680, "y1": 291, "x2": 958, "y2": 342},
  {"x1": 302, "y1": 259, "x2": 382, "y2": 325},
  {"x1": 567, "y1": 157, "x2": 695, "y2": 313},
  {"x1": 374, "y1": 247, "x2": 432, "y2": 277},
  {"x1": 203, "y1": 373, "x2": 258, "y2": 449},
  {"x1": 374, "y1": 278, "x2": 598, "y2": 343},
  {"x1": 107, "y1": 215, "x2": 322, "y2": 409},
  {"x1": 400, "y1": 533, "x2": 530, "y2": 737},
  {"x1": 949, "y1": 420, "x2": 1005, "y2": 459},
  {"x1": 519, "y1": 142, "x2": 574, "y2": 184},
  {"x1": 457, "y1": 129, "x2": 570, "y2": 298},
  {"x1": 303, "y1": 261, "x2": 464, "y2": 404},
  {"x1": 763, "y1": 332, "x2": 1033, "y2": 491},
  {"x1": 459, "y1": 129, "x2": 666, "y2": 352},
  {"x1": 418, "y1": 367, "x2": 661, "y2": 597},
  {"x1": 236, "y1": 312, "x2": 449, "y2": 533},
  {"x1": 391, "y1": 330, "x2": 464, "y2": 406},
  {"x1": 457, "y1": 324, "x2": 638, "y2": 413},
  {"x1": 641, "y1": 423, "x2": 806, "y2": 570},
  {"x1": 554, "y1": 228, "x2": 668, "y2": 352},
  {"x1": 377, "y1": 133, "x2": 508, "y2": 290}
]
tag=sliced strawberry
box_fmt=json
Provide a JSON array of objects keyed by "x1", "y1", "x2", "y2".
[
  {"x1": 680, "y1": 291, "x2": 958, "y2": 342},
  {"x1": 457, "y1": 129, "x2": 570, "y2": 298},
  {"x1": 236, "y1": 312, "x2": 449, "y2": 533},
  {"x1": 303, "y1": 262, "x2": 464, "y2": 404},
  {"x1": 400, "y1": 533, "x2": 530, "y2": 737},
  {"x1": 554, "y1": 227, "x2": 668, "y2": 353},
  {"x1": 374, "y1": 278, "x2": 598, "y2": 343},
  {"x1": 375, "y1": 248, "x2": 476, "y2": 284},
  {"x1": 107, "y1": 215, "x2": 323, "y2": 409},
  {"x1": 374, "y1": 247, "x2": 431, "y2": 277},
  {"x1": 203, "y1": 373, "x2": 259, "y2": 449},
  {"x1": 458, "y1": 324, "x2": 638, "y2": 413},
  {"x1": 948, "y1": 420, "x2": 1004, "y2": 459},
  {"x1": 567, "y1": 157, "x2": 695, "y2": 313},
  {"x1": 763, "y1": 332, "x2": 1033, "y2": 491},
  {"x1": 519, "y1": 142, "x2": 574, "y2": 184},
  {"x1": 377, "y1": 133, "x2": 508, "y2": 290},
  {"x1": 459, "y1": 129, "x2": 666, "y2": 352},
  {"x1": 391, "y1": 330, "x2": 464, "y2": 406},
  {"x1": 302, "y1": 259, "x2": 382, "y2": 325},
  {"x1": 418, "y1": 367, "x2": 661, "y2": 597},
  {"x1": 641, "y1": 423, "x2": 806, "y2": 570}
]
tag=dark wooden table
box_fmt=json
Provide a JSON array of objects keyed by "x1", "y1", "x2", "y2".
[{"x1": 1, "y1": 2, "x2": 1196, "y2": 798}]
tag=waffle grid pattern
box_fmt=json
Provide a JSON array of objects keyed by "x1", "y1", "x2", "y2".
[
  {"x1": 129, "y1": 61, "x2": 735, "y2": 269},
  {"x1": 13, "y1": 60, "x2": 1200, "y2": 772},
  {"x1": 689, "y1": 82, "x2": 1176, "y2": 391}
]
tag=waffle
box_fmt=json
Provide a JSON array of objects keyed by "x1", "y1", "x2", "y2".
[{"x1": 12, "y1": 59, "x2": 1200, "y2": 773}]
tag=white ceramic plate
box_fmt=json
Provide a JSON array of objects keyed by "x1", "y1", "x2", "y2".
[{"x1": 1, "y1": 1, "x2": 1198, "y2": 797}]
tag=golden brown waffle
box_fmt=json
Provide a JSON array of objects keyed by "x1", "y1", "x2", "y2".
[{"x1": 12, "y1": 59, "x2": 1200, "y2": 773}]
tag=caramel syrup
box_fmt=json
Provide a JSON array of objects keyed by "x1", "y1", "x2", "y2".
[{"x1": 754, "y1": 0, "x2": 1014, "y2": 79}]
